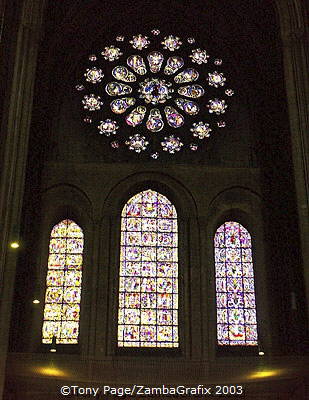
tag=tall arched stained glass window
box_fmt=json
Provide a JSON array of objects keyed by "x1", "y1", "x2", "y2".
[
  {"x1": 118, "y1": 189, "x2": 179, "y2": 348},
  {"x1": 214, "y1": 222, "x2": 258, "y2": 346},
  {"x1": 42, "y1": 219, "x2": 83, "y2": 344}
]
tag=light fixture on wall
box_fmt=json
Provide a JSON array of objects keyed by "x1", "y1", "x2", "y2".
[
  {"x1": 258, "y1": 342, "x2": 265, "y2": 356},
  {"x1": 32, "y1": 280, "x2": 41, "y2": 305},
  {"x1": 10, "y1": 225, "x2": 21, "y2": 249},
  {"x1": 76, "y1": 29, "x2": 235, "y2": 158},
  {"x1": 50, "y1": 336, "x2": 57, "y2": 353}
]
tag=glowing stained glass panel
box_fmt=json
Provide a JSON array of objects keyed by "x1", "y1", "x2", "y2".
[
  {"x1": 118, "y1": 189, "x2": 179, "y2": 347},
  {"x1": 214, "y1": 222, "x2": 258, "y2": 346},
  {"x1": 42, "y1": 219, "x2": 83, "y2": 344}
]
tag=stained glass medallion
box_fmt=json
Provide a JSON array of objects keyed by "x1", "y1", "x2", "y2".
[
  {"x1": 214, "y1": 222, "x2": 258, "y2": 346},
  {"x1": 42, "y1": 219, "x2": 83, "y2": 344},
  {"x1": 118, "y1": 190, "x2": 179, "y2": 347},
  {"x1": 76, "y1": 30, "x2": 235, "y2": 158}
]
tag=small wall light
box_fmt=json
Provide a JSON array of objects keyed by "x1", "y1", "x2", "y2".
[
  {"x1": 50, "y1": 336, "x2": 57, "y2": 353},
  {"x1": 33, "y1": 299, "x2": 40, "y2": 304},
  {"x1": 10, "y1": 242, "x2": 20, "y2": 249}
]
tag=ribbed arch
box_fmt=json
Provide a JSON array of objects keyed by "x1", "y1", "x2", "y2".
[
  {"x1": 214, "y1": 221, "x2": 258, "y2": 345},
  {"x1": 118, "y1": 189, "x2": 179, "y2": 347},
  {"x1": 42, "y1": 219, "x2": 84, "y2": 344}
]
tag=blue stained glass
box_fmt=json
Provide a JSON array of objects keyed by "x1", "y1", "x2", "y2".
[
  {"x1": 118, "y1": 190, "x2": 178, "y2": 348},
  {"x1": 42, "y1": 219, "x2": 84, "y2": 344},
  {"x1": 214, "y1": 221, "x2": 258, "y2": 346}
]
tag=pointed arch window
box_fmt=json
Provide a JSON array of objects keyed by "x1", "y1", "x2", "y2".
[
  {"x1": 118, "y1": 189, "x2": 179, "y2": 348},
  {"x1": 42, "y1": 219, "x2": 84, "y2": 344},
  {"x1": 214, "y1": 221, "x2": 258, "y2": 346}
]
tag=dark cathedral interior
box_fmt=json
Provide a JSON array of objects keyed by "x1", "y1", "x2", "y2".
[{"x1": 0, "y1": 0, "x2": 308, "y2": 399}]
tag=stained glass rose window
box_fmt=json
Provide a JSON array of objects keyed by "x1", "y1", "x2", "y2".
[{"x1": 76, "y1": 30, "x2": 235, "y2": 158}]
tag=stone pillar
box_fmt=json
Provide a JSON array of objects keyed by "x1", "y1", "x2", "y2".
[
  {"x1": 275, "y1": 0, "x2": 309, "y2": 319},
  {"x1": 0, "y1": 0, "x2": 46, "y2": 397}
]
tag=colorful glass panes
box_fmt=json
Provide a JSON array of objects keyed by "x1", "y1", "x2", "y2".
[
  {"x1": 42, "y1": 219, "x2": 83, "y2": 344},
  {"x1": 174, "y1": 98, "x2": 199, "y2": 115},
  {"x1": 190, "y1": 121, "x2": 212, "y2": 139},
  {"x1": 110, "y1": 97, "x2": 136, "y2": 114},
  {"x1": 189, "y1": 48, "x2": 209, "y2": 64},
  {"x1": 207, "y1": 99, "x2": 227, "y2": 115},
  {"x1": 126, "y1": 133, "x2": 149, "y2": 153},
  {"x1": 164, "y1": 56, "x2": 184, "y2": 75},
  {"x1": 118, "y1": 190, "x2": 178, "y2": 347},
  {"x1": 208, "y1": 71, "x2": 226, "y2": 88},
  {"x1": 225, "y1": 89, "x2": 234, "y2": 96},
  {"x1": 127, "y1": 55, "x2": 147, "y2": 75},
  {"x1": 126, "y1": 106, "x2": 147, "y2": 127},
  {"x1": 98, "y1": 119, "x2": 119, "y2": 136},
  {"x1": 138, "y1": 78, "x2": 173, "y2": 105},
  {"x1": 147, "y1": 52, "x2": 164, "y2": 73},
  {"x1": 125, "y1": 134, "x2": 149, "y2": 153},
  {"x1": 77, "y1": 30, "x2": 235, "y2": 157},
  {"x1": 101, "y1": 46, "x2": 123, "y2": 61},
  {"x1": 112, "y1": 66, "x2": 137, "y2": 82},
  {"x1": 84, "y1": 67, "x2": 104, "y2": 84},
  {"x1": 161, "y1": 35, "x2": 182, "y2": 51},
  {"x1": 164, "y1": 106, "x2": 184, "y2": 128},
  {"x1": 217, "y1": 121, "x2": 226, "y2": 128},
  {"x1": 161, "y1": 135, "x2": 183, "y2": 153},
  {"x1": 82, "y1": 94, "x2": 103, "y2": 111},
  {"x1": 130, "y1": 34, "x2": 150, "y2": 50},
  {"x1": 174, "y1": 68, "x2": 199, "y2": 84},
  {"x1": 146, "y1": 108, "x2": 164, "y2": 132},
  {"x1": 190, "y1": 143, "x2": 198, "y2": 151},
  {"x1": 177, "y1": 84, "x2": 204, "y2": 98},
  {"x1": 214, "y1": 222, "x2": 258, "y2": 346},
  {"x1": 105, "y1": 82, "x2": 132, "y2": 96},
  {"x1": 151, "y1": 29, "x2": 160, "y2": 36}
]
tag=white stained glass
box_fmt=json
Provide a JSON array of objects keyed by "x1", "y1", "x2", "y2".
[
  {"x1": 118, "y1": 189, "x2": 179, "y2": 347},
  {"x1": 214, "y1": 222, "x2": 258, "y2": 346},
  {"x1": 42, "y1": 219, "x2": 83, "y2": 344}
]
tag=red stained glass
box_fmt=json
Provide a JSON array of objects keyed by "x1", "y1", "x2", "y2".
[
  {"x1": 118, "y1": 190, "x2": 178, "y2": 347},
  {"x1": 42, "y1": 219, "x2": 83, "y2": 344},
  {"x1": 214, "y1": 222, "x2": 258, "y2": 346}
]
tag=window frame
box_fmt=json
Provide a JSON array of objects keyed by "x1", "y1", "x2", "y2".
[
  {"x1": 41, "y1": 219, "x2": 84, "y2": 346},
  {"x1": 202, "y1": 186, "x2": 272, "y2": 359},
  {"x1": 102, "y1": 179, "x2": 196, "y2": 358},
  {"x1": 117, "y1": 189, "x2": 180, "y2": 349},
  {"x1": 29, "y1": 186, "x2": 93, "y2": 355},
  {"x1": 214, "y1": 221, "x2": 259, "y2": 350}
]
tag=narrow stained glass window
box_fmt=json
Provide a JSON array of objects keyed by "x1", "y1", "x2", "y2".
[
  {"x1": 118, "y1": 189, "x2": 179, "y2": 347},
  {"x1": 214, "y1": 221, "x2": 258, "y2": 346},
  {"x1": 42, "y1": 219, "x2": 83, "y2": 344}
]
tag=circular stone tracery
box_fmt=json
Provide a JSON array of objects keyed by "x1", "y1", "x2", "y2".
[{"x1": 76, "y1": 30, "x2": 235, "y2": 158}]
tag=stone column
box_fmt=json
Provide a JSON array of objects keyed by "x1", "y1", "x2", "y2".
[
  {"x1": 0, "y1": 0, "x2": 46, "y2": 397},
  {"x1": 275, "y1": 0, "x2": 309, "y2": 319}
]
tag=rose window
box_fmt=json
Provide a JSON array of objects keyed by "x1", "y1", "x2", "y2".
[{"x1": 76, "y1": 30, "x2": 235, "y2": 158}]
